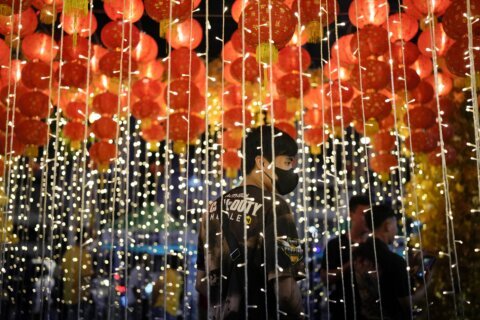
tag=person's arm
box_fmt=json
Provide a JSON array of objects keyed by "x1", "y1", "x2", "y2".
[
  {"x1": 271, "y1": 275, "x2": 304, "y2": 319},
  {"x1": 195, "y1": 215, "x2": 207, "y2": 296},
  {"x1": 320, "y1": 238, "x2": 349, "y2": 284},
  {"x1": 320, "y1": 261, "x2": 351, "y2": 284},
  {"x1": 398, "y1": 269, "x2": 433, "y2": 309}
]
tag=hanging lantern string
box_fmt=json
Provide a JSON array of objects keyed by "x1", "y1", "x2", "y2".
[{"x1": 425, "y1": 0, "x2": 464, "y2": 316}]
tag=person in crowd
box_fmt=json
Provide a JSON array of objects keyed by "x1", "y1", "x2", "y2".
[
  {"x1": 320, "y1": 195, "x2": 370, "y2": 319},
  {"x1": 353, "y1": 204, "x2": 432, "y2": 320},
  {"x1": 61, "y1": 233, "x2": 93, "y2": 319},
  {"x1": 196, "y1": 125, "x2": 305, "y2": 319}
]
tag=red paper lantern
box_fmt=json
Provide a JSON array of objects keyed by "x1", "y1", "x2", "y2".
[
  {"x1": 326, "y1": 80, "x2": 354, "y2": 103},
  {"x1": 89, "y1": 141, "x2": 117, "y2": 167},
  {"x1": 138, "y1": 59, "x2": 164, "y2": 80},
  {"x1": 132, "y1": 78, "x2": 163, "y2": 100},
  {"x1": 92, "y1": 117, "x2": 118, "y2": 140},
  {"x1": 425, "y1": 73, "x2": 453, "y2": 97},
  {"x1": 170, "y1": 47, "x2": 202, "y2": 80},
  {"x1": 230, "y1": 29, "x2": 256, "y2": 55},
  {"x1": 0, "y1": 131, "x2": 25, "y2": 156},
  {"x1": 305, "y1": 108, "x2": 325, "y2": 128},
  {"x1": 277, "y1": 46, "x2": 311, "y2": 73},
  {"x1": 350, "y1": 25, "x2": 389, "y2": 58},
  {"x1": 349, "y1": 0, "x2": 389, "y2": 28},
  {"x1": 372, "y1": 130, "x2": 396, "y2": 152},
  {"x1": 141, "y1": 121, "x2": 166, "y2": 143},
  {"x1": 276, "y1": 73, "x2": 310, "y2": 99},
  {"x1": 62, "y1": 35, "x2": 89, "y2": 62},
  {"x1": 18, "y1": 91, "x2": 50, "y2": 119},
  {"x1": 428, "y1": 144, "x2": 457, "y2": 166},
  {"x1": 443, "y1": 1, "x2": 480, "y2": 40},
  {"x1": 350, "y1": 92, "x2": 391, "y2": 121},
  {"x1": 331, "y1": 34, "x2": 358, "y2": 65},
  {"x1": 143, "y1": 0, "x2": 192, "y2": 37},
  {"x1": 101, "y1": 21, "x2": 141, "y2": 50},
  {"x1": 240, "y1": 0, "x2": 296, "y2": 61},
  {"x1": 350, "y1": 59, "x2": 390, "y2": 91},
  {"x1": 168, "y1": 111, "x2": 205, "y2": 143},
  {"x1": 411, "y1": 0, "x2": 451, "y2": 16},
  {"x1": 305, "y1": 128, "x2": 324, "y2": 155},
  {"x1": 165, "y1": 79, "x2": 204, "y2": 113},
  {"x1": 59, "y1": 62, "x2": 88, "y2": 88},
  {"x1": 220, "y1": 129, "x2": 242, "y2": 149},
  {"x1": 391, "y1": 67, "x2": 420, "y2": 91},
  {"x1": 104, "y1": 0, "x2": 144, "y2": 22},
  {"x1": 426, "y1": 96, "x2": 454, "y2": 121},
  {"x1": 445, "y1": 36, "x2": 480, "y2": 78},
  {"x1": 21, "y1": 33, "x2": 58, "y2": 63},
  {"x1": 411, "y1": 54, "x2": 433, "y2": 79},
  {"x1": 0, "y1": 8, "x2": 37, "y2": 37},
  {"x1": 61, "y1": 12, "x2": 98, "y2": 38},
  {"x1": 406, "y1": 129, "x2": 437, "y2": 153},
  {"x1": 417, "y1": 23, "x2": 455, "y2": 58},
  {"x1": 166, "y1": 18, "x2": 203, "y2": 50},
  {"x1": 90, "y1": 45, "x2": 108, "y2": 73},
  {"x1": 0, "y1": 106, "x2": 24, "y2": 131},
  {"x1": 131, "y1": 99, "x2": 163, "y2": 120},
  {"x1": 0, "y1": 0, "x2": 33, "y2": 14},
  {"x1": 132, "y1": 33, "x2": 158, "y2": 63},
  {"x1": 92, "y1": 92, "x2": 120, "y2": 116},
  {"x1": 224, "y1": 108, "x2": 253, "y2": 129},
  {"x1": 428, "y1": 123, "x2": 454, "y2": 143},
  {"x1": 324, "y1": 106, "x2": 353, "y2": 128},
  {"x1": 410, "y1": 80, "x2": 434, "y2": 104},
  {"x1": 223, "y1": 150, "x2": 241, "y2": 178},
  {"x1": 370, "y1": 153, "x2": 397, "y2": 174},
  {"x1": 230, "y1": 56, "x2": 260, "y2": 83},
  {"x1": 293, "y1": 0, "x2": 335, "y2": 42},
  {"x1": 21, "y1": 61, "x2": 51, "y2": 90},
  {"x1": 64, "y1": 101, "x2": 87, "y2": 121},
  {"x1": 0, "y1": 38, "x2": 9, "y2": 67},
  {"x1": 271, "y1": 98, "x2": 296, "y2": 122},
  {"x1": 390, "y1": 41, "x2": 420, "y2": 66},
  {"x1": 16, "y1": 118, "x2": 48, "y2": 146},
  {"x1": 385, "y1": 13, "x2": 418, "y2": 43},
  {"x1": 99, "y1": 51, "x2": 137, "y2": 78},
  {"x1": 379, "y1": 113, "x2": 395, "y2": 130},
  {"x1": 63, "y1": 121, "x2": 86, "y2": 143},
  {"x1": 405, "y1": 106, "x2": 436, "y2": 129}
]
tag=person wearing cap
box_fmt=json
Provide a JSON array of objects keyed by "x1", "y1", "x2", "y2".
[
  {"x1": 353, "y1": 204, "x2": 431, "y2": 320},
  {"x1": 196, "y1": 126, "x2": 305, "y2": 319},
  {"x1": 320, "y1": 195, "x2": 370, "y2": 320}
]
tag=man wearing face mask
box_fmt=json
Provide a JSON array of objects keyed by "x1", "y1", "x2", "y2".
[{"x1": 196, "y1": 126, "x2": 305, "y2": 319}]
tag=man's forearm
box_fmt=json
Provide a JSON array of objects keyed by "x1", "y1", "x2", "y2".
[{"x1": 274, "y1": 276, "x2": 304, "y2": 319}]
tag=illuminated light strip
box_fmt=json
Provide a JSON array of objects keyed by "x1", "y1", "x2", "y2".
[
  {"x1": 349, "y1": 0, "x2": 383, "y2": 318},
  {"x1": 391, "y1": 3, "x2": 430, "y2": 318},
  {"x1": 425, "y1": 0, "x2": 463, "y2": 316}
]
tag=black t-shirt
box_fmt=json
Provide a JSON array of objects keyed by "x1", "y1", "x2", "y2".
[
  {"x1": 353, "y1": 237, "x2": 410, "y2": 320},
  {"x1": 320, "y1": 234, "x2": 357, "y2": 319},
  {"x1": 197, "y1": 185, "x2": 305, "y2": 319}
]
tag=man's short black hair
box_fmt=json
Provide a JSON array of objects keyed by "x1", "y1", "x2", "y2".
[
  {"x1": 349, "y1": 195, "x2": 370, "y2": 213},
  {"x1": 244, "y1": 125, "x2": 298, "y2": 174},
  {"x1": 365, "y1": 204, "x2": 398, "y2": 231}
]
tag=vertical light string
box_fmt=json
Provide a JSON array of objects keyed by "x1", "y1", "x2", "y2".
[
  {"x1": 38, "y1": 0, "x2": 62, "y2": 314},
  {"x1": 350, "y1": 0, "x2": 383, "y2": 318},
  {"x1": 393, "y1": 3, "x2": 430, "y2": 317},
  {"x1": 425, "y1": 0, "x2": 463, "y2": 315},
  {"x1": 264, "y1": 0, "x2": 281, "y2": 317},
  {"x1": 240, "y1": 0, "x2": 248, "y2": 317},
  {"x1": 0, "y1": 0, "x2": 22, "y2": 310},
  {"x1": 293, "y1": 1, "x2": 311, "y2": 317},
  {"x1": 383, "y1": 3, "x2": 415, "y2": 318},
  {"x1": 106, "y1": 0, "x2": 129, "y2": 316},
  {"x1": 323, "y1": 1, "x2": 348, "y2": 316}
]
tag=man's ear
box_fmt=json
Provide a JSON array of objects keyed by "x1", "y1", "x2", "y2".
[{"x1": 255, "y1": 156, "x2": 264, "y2": 172}]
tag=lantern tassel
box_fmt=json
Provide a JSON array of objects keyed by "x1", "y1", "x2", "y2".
[{"x1": 307, "y1": 21, "x2": 323, "y2": 44}]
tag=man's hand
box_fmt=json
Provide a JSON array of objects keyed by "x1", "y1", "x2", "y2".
[{"x1": 272, "y1": 276, "x2": 305, "y2": 319}]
